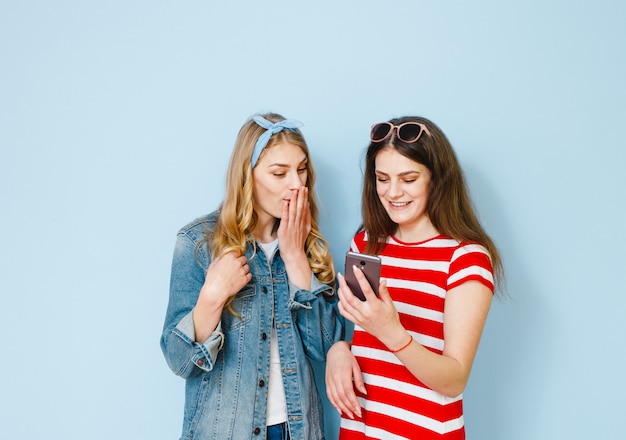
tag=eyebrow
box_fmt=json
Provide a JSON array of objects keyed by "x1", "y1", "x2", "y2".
[
  {"x1": 267, "y1": 157, "x2": 308, "y2": 168},
  {"x1": 375, "y1": 170, "x2": 420, "y2": 177}
]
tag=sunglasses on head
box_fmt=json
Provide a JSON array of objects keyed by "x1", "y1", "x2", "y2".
[{"x1": 370, "y1": 121, "x2": 431, "y2": 143}]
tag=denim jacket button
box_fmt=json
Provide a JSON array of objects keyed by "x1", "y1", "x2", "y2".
[
  {"x1": 197, "y1": 358, "x2": 204, "y2": 366},
  {"x1": 254, "y1": 427, "x2": 261, "y2": 435},
  {"x1": 258, "y1": 380, "x2": 265, "y2": 387},
  {"x1": 261, "y1": 332, "x2": 267, "y2": 340},
  {"x1": 262, "y1": 286, "x2": 268, "y2": 293}
]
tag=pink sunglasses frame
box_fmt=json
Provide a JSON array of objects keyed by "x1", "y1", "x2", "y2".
[{"x1": 370, "y1": 121, "x2": 431, "y2": 143}]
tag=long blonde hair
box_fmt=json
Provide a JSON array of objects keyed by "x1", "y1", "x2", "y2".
[{"x1": 206, "y1": 113, "x2": 335, "y2": 291}]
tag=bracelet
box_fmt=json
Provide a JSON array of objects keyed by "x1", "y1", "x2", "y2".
[{"x1": 390, "y1": 335, "x2": 413, "y2": 353}]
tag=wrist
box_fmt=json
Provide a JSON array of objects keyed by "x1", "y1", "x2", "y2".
[
  {"x1": 333, "y1": 340, "x2": 352, "y2": 351},
  {"x1": 386, "y1": 332, "x2": 413, "y2": 353},
  {"x1": 197, "y1": 285, "x2": 229, "y2": 310},
  {"x1": 283, "y1": 258, "x2": 312, "y2": 290}
]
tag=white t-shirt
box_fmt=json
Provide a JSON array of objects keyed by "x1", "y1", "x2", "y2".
[{"x1": 258, "y1": 240, "x2": 287, "y2": 426}]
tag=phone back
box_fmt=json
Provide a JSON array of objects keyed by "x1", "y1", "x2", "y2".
[{"x1": 344, "y1": 251, "x2": 381, "y2": 301}]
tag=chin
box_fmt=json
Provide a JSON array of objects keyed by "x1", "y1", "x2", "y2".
[
  {"x1": 272, "y1": 208, "x2": 284, "y2": 220},
  {"x1": 389, "y1": 213, "x2": 415, "y2": 226}
]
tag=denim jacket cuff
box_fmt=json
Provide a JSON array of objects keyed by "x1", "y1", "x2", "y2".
[
  {"x1": 176, "y1": 311, "x2": 224, "y2": 371},
  {"x1": 287, "y1": 274, "x2": 334, "y2": 311}
]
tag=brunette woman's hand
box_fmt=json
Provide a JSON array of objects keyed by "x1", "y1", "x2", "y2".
[
  {"x1": 277, "y1": 186, "x2": 312, "y2": 289},
  {"x1": 325, "y1": 341, "x2": 366, "y2": 419},
  {"x1": 337, "y1": 268, "x2": 410, "y2": 352},
  {"x1": 193, "y1": 251, "x2": 252, "y2": 342}
]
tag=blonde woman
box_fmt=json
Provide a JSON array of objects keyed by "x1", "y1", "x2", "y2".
[{"x1": 161, "y1": 113, "x2": 344, "y2": 440}]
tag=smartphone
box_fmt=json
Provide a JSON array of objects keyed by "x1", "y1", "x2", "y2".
[{"x1": 344, "y1": 251, "x2": 381, "y2": 301}]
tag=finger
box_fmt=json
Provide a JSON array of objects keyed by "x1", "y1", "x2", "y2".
[
  {"x1": 293, "y1": 187, "x2": 310, "y2": 228},
  {"x1": 332, "y1": 385, "x2": 357, "y2": 419},
  {"x1": 325, "y1": 380, "x2": 344, "y2": 413},
  {"x1": 337, "y1": 298, "x2": 353, "y2": 322},
  {"x1": 339, "y1": 377, "x2": 362, "y2": 418},
  {"x1": 327, "y1": 382, "x2": 353, "y2": 418},
  {"x1": 338, "y1": 295, "x2": 362, "y2": 326},
  {"x1": 337, "y1": 274, "x2": 359, "y2": 312},
  {"x1": 337, "y1": 272, "x2": 357, "y2": 298},
  {"x1": 352, "y1": 365, "x2": 367, "y2": 395},
  {"x1": 301, "y1": 187, "x2": 311, "y2": 228},
  {"x1": 338, "y1": 275, "x2": 367, "y2": 317},
  {"x1": 377, "y1": 280, "x2": 393, "y2": 305},
  {"x1": 353, "y1": 264, "x2": 378, "y2": 301},
  {"x1": 296, "y1": 187, "x2": 306, "y2": 218},
  {"x1": 222, "y1": 251, "x2": 240, "y2": 267},
  {"x1": 288, "y1": 189, "x2": 298, "y2": 224},
  {"x1": 282, "y1": 198, "x2": 290, "y2": 222},
  {"x1": 304, "y1": 203, "x2": 311, "y2": 230}
]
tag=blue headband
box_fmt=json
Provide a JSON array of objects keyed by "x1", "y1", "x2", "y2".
[{"x1": 250, "y1": 115, "x2": 304, "y2": 168}]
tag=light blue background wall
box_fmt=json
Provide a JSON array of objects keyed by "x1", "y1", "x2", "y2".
[{"x1": 1, "y1": 1, "x2": 625, "y2": 439}]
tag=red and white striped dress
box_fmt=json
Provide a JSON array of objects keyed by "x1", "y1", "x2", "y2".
[{"x1": 339, "y1": 231, "x2": 494, "y2": 440}]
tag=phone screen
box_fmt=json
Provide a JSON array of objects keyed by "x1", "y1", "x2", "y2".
[{"x1": 344, "y1": 251, "x2": 381, "y2": 301}]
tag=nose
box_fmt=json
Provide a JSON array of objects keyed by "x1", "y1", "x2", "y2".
[
  {"x1": 388, "y1": 179, "x2": 403, "y2": 198},
  {"x1": 287, "y1": 171, "x2": 303, "y2": 190}
]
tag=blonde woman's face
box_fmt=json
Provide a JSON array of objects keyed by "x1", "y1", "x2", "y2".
[{"x1": 252, "y1": 141, "x2": 308, "y2": 223}]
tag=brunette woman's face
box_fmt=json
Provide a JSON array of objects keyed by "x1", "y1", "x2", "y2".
[
  {"x1": 252, "y1": 141, "x2": 308, "y2": 222},
  {"x1": 375, "y1": 147, "x2": 433, "y2": 239}
]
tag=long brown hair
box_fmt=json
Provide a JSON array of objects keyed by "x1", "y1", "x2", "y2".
[
  {"x1": 361, "y1": 116, "x2": 504, "y2": 290},
  {"x1": 207, "y1": 113, "x2": 335, "y2": 286}
]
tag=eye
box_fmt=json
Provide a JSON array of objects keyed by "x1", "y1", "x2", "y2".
[
  {"x1": 297, "y1": 167, "x2": 307, "y2": 174},
  {"x1": 273, "y1": 172, "x2": 286, "y2": 177},
  {"x1": 376, "y1": 177, "x2": 389, "y2": 183},
  {"x1": 402, "y1": 173, "x2": 420, "y2": 183}
]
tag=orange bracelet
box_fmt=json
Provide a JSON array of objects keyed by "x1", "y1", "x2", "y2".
[{"x1": 390, "y1": 335, "x2": 413, "y2": 353}]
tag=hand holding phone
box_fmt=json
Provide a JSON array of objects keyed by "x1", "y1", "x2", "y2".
[{"x1": 344, "y1": 251, "x2": 381, "y2": 301}]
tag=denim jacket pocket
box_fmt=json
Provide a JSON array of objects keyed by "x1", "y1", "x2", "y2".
[
  {"x1": 187, "y1": 375, "x2": 212, "y2": 435},
  {"x1": 221, "y1": 284, "x2": 256, "y2": 331}
]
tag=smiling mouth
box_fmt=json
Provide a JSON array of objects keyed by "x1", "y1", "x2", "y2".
[{"x1": 389, "y1": 201, "x2": 411, "y2": 207}]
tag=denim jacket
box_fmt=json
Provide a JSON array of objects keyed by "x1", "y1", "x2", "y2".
[{"x1": 161, "y1": 212, "x2": 344, "y2": 440}]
